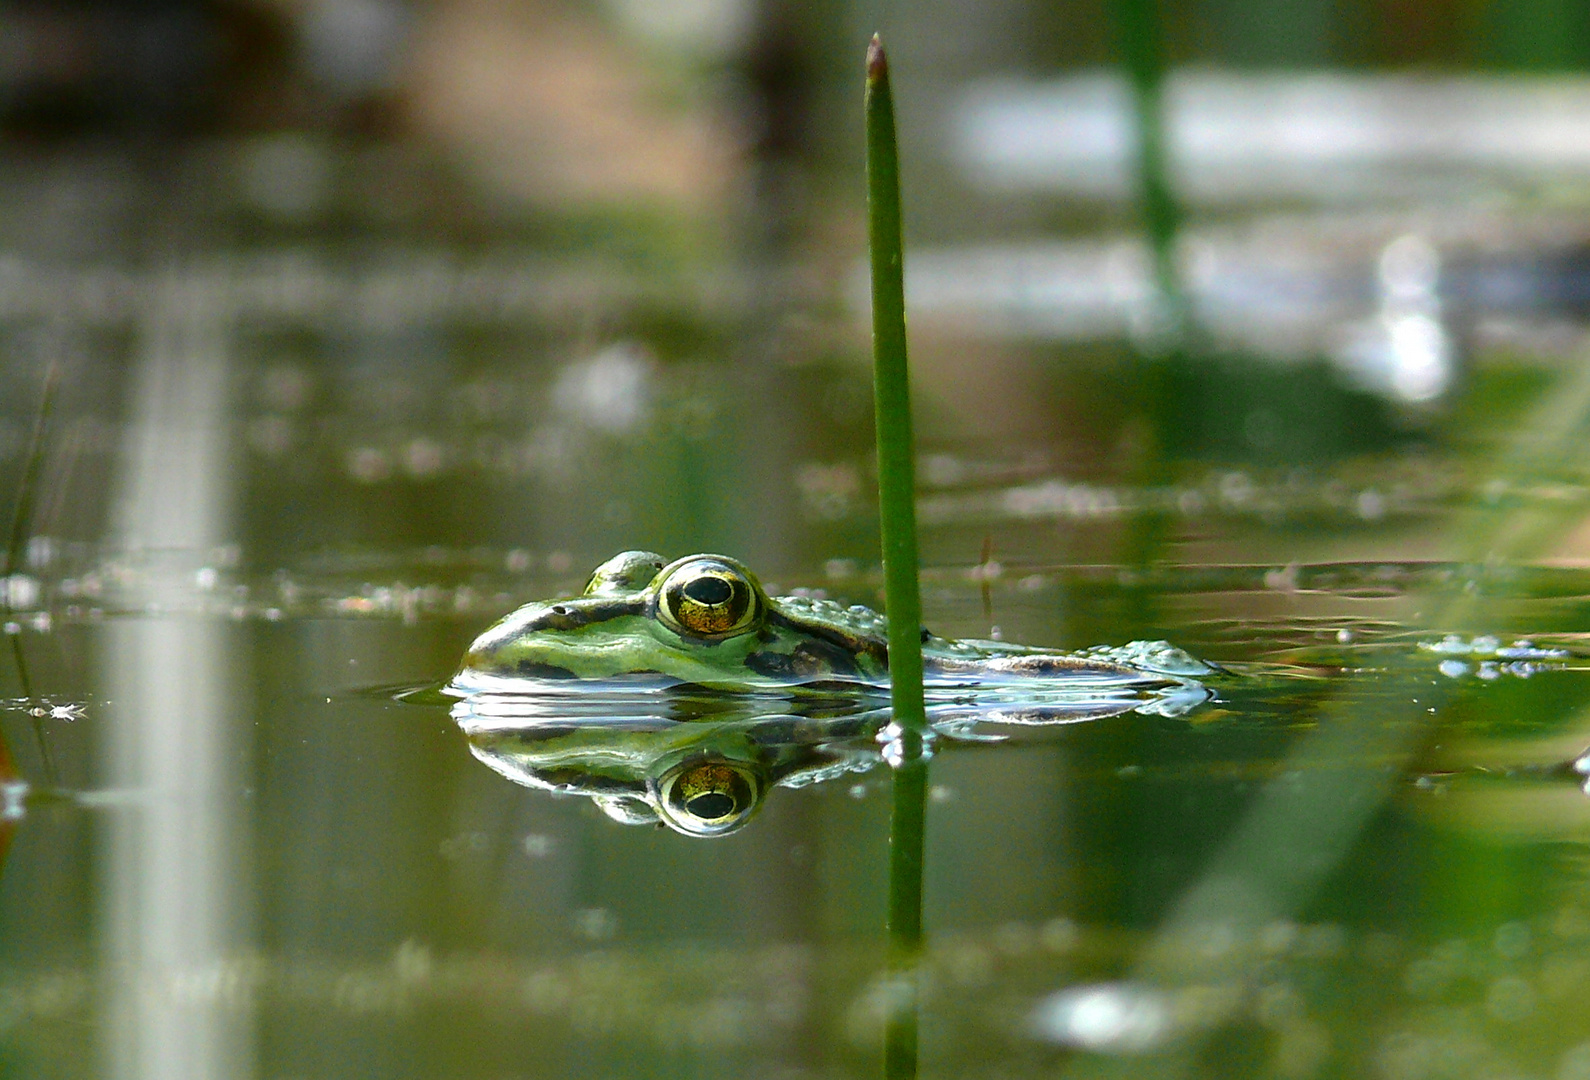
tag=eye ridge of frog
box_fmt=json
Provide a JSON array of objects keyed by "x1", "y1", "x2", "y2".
[{"x1": 458, "y1": 550, "x2": 1214, "y2": 692}]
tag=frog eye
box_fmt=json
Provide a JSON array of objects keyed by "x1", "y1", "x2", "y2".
[
  {"x1": 655, "y1": 760, "x2": 762, "y2": 836},
  {"x1": 656, "y1": 558, "x2": 761, "y2": 639},
  {"x1": 584, "y1": 550, "x2": 666, "y2": 596}
]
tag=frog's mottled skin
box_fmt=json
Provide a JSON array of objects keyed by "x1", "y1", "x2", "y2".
[{"x1": 459, "y1": 551, "x2": 1213, "y2": 693}]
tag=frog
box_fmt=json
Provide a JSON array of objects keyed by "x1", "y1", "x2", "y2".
[{"x1": 455, "y1": 550, "x2": 1215, "y2": 697}]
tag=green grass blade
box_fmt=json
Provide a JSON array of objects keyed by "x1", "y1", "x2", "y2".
[{"x1": 866, "y1": 36, "x2": 926, "y2": 738}]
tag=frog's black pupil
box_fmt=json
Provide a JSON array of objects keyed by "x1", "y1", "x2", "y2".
[
  {"x1": 686, "y1": 792, "x2": 736, "y2": 820},
  {"x1": 684, "y1": 576, "x2": 733, "y2": 606}
]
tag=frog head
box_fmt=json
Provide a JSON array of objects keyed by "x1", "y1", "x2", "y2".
[{"x1": 460, "y1": 551, "x2": 886, "y2": 690}]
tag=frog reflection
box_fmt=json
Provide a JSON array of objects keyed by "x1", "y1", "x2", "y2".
[
  {"x1": 457, "y1": 701, "x2": 883, "y2": 836},
  {"x1": 450, "y1": 678, "x2": 1217, "y2": 836}
]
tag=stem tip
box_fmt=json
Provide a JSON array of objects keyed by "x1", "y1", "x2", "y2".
[{"x1": 867, "y1": 34, "x2": 888, "y2": 82}]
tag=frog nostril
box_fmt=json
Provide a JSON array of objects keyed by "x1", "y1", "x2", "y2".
[
  {"x1": 683, "y1": 577, "x2": 733, "y2": 606},
  {"x1": 551, "y1": 604, "x2": 572, "y2": 616},
  {"x1": 685, "y1": 792, "x2": 736, "y2": 820}
]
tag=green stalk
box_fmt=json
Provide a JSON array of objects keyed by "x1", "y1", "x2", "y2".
[
  {"x1": 866, "y1": 36, "x2": 926, "y2": 740},
  {"x1": 867, "y1": 34, "x2": 928, "y2": 1080}
]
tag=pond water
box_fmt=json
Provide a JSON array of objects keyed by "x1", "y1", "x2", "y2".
[{"x1": 6, "y1": 257, "x2": 1590, "y2": 1080}]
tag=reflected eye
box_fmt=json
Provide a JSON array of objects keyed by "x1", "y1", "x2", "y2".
[
  {"x1": 655, "y1": 760, "x2": 762, "y2": 836},
  {"x1": 656, "y1": 559, "x2": 760, "y2": 639}
]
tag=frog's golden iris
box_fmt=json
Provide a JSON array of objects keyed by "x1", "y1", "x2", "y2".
[
  {"x1": 655, "y1": 758, "x2": 762, "y2": 834},
  {"x1": 656, "y1": 558, "x2": 761, "y2": 640}
]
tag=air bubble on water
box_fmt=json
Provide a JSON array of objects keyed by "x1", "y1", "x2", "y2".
[
  {"x1": 1438, "y1": 659, "x2": 1469, "y2": 679},
  {"x1": 348, "y1": 447, "x2": 391, "y2": 483},
  {"x1": 1260, "y1": 920, "x2": 1299, "y2": 954},
  {"x1": 1336, "y1": 628, "x2": 1355, "y2": 644},
  {"x1": 2, "y1": 574, "x2": 39, "y2": 610},
  {"x1": 572, "y1": 908, "x2": 617, "y2": 941},
  {"x1": 1264, "y1": 565, "x2": 1299, "y2": 591},
  {"x1": 1040, "y1": 918, "x2": 1077, "y2": 952},
  {"x1": 824, "y1": 558, "x2": 857, "y2": 581},
  {"x1": 1484, "y1": 975, "x2": 1535, "y2": 1022},
  {"x1": 847, "y1": 784, "x2": 867, "y2": 800},
  {"x1": 1, "y1": 781, "x2": 28, "y2": 820},
  {"x1": 1030, "y1": 982, "x2": 1170, "y2": 1052},
  {"x1": 1493, "y1": 922, "x2": 1531, "y2": 959},
  {"x1": 25, "y1": 537, "x2": 53, "y2": 569}
]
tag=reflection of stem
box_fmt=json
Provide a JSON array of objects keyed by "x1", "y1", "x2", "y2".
[
  {"x1": 0, "y1": 679, "x2": 17, "y2": 870},
  {"x1": 884, "y1": 757, "x2": 928, "y2": 1080},
  {"x1": 979, "y1": 536, "x2": 994, "y2": 629},
  {"x1": 10, "y1": 634, "x2": 56, "y2": 786},
  {"x1": 868, "y1": 36, "x2": 929, "y2": 1080}
]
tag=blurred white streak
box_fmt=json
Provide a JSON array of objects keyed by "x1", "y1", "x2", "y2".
[
  {"x1": 0, "y1": 253, "x2": 755, "y2": 331},
  {"x1": 102, "y1": 272, "x2": 250, "y2": 1080},
  {"x1": 848, "y1": 207, "x2": 1590, "y2": 402},
  {"x1": 957, "y1": 72, "x2": 1590, "y2": 203}
]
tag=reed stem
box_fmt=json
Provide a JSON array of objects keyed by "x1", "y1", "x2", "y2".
[{"x1": 866, "y1": 36, "x2": 926, "y2": 738}]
